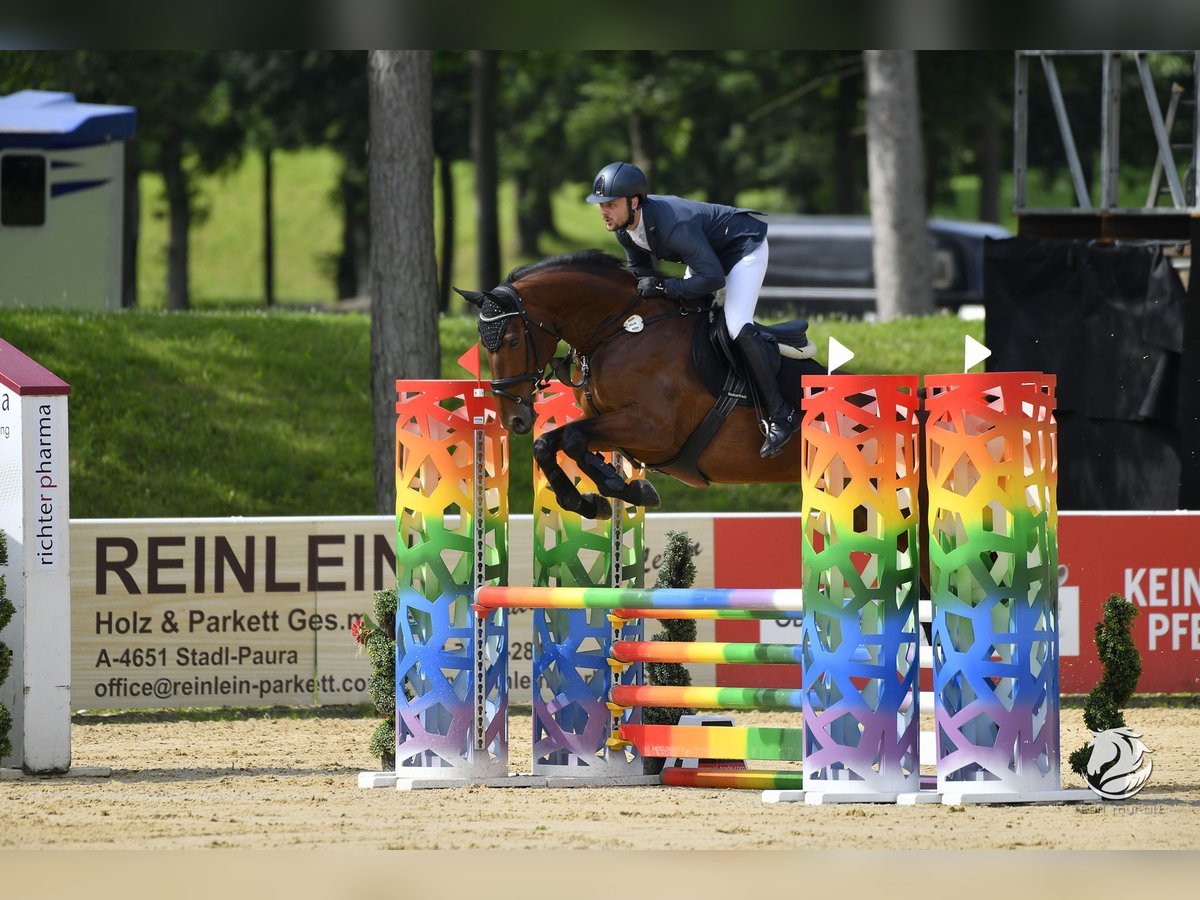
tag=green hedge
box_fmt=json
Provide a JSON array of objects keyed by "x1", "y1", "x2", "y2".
[
  {"x1": 1068, "y1": 594, "x2": 1143, "y2": 776},
  {"x1": 353, "y1": 587, "x2": 398, "y2": 767},
  {"x1": 640, "y1": 529, "x2": 699, "y2": 776}
]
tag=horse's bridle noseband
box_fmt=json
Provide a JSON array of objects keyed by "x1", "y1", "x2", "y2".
[{"x1": 477, "y1": 283, "x2": 562, "y2": 408}]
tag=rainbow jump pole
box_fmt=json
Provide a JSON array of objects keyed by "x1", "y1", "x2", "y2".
[
  {"x1": 798, "y1": 374, "x2": 922, "y2": 803},
  {"x1": 392, "y1": 380, "x2": 509, "y2": 784},
  {"x1": 923, "y1": 371, "x2": 1091, "y2": 804}
]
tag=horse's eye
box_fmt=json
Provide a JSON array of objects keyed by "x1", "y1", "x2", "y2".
[{"x1": 507, "y1": 333, "x2": 521, "y2": 348}]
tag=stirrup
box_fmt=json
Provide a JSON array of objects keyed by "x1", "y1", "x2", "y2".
[{"x1": 759, "y1": 411, "x2": 797, "y2": 459}]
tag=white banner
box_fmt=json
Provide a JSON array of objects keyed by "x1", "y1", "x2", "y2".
[{"x1": 70, "y1": 513, "x2": 718, "y2": 709}]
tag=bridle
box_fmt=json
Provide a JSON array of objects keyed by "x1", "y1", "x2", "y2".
[
  {"x1": 476, "y1": 283, "x2": 563, "y2": 409},
  {"x1": 478, "y1": 278, "x2": 697, "y2": 410}
]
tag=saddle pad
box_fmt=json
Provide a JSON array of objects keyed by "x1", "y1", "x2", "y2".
[{"x1": 690, "y1": 316, "x2": 819, "y2": 410}]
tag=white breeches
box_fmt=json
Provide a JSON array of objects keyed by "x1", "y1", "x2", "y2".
[{"x1": 704, "y1": 238, "x2": 769, "y2": 338}]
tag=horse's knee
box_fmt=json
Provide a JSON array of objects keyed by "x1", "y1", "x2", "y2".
[
  {"x1": 560, "y1": 427, "x2": 590, "y2": 461},
  {"x1": 533, "y1": 435, "x2": 558, "y2": 465}
]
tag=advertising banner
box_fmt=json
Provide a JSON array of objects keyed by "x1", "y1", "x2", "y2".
[
  {"x1": 72, "y1": 518, "x2": 395, "y2": 708},
  {"x1": 67, "y1": 510, "x2": 1196, "y2": 709},
  {"x1": 69, "y1": 513, "x2": 717, "y2": 709}
]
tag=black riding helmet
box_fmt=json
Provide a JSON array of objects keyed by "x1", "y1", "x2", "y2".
[{"x1": 586, "y1": 161, "x2": 648, "y2": 203}]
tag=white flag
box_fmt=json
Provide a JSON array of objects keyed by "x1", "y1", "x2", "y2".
[
  {"x1": 964, "y1": 334, "x2": 991, "y2": 372},
  {"x1": 828, "y1": 337, "x2": 854, "y2": 374}
]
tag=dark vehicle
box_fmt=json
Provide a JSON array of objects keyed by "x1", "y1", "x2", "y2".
[{"x1": 758, "y1": 215, "x2": 1011, "y2": 317}]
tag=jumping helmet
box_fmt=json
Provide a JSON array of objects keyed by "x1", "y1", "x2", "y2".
[{"x1": 586, "y1": 161, "x2": 648, "y2": 203}]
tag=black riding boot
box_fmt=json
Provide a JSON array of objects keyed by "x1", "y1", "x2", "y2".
[{"x1": 734, "y1": 325, "x2": 796, "y2": 459}]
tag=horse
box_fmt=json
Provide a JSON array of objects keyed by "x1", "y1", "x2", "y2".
[{"x1": 454, "y1": 249, "x2": 825, "y2": 520}]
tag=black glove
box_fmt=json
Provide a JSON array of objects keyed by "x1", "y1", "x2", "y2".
[{"x1": 637, "y1": 276, "x2": 667, "y2": 298}]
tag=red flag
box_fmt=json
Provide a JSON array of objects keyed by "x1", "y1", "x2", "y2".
[{"x1": 457, "y1": 343, "x2": 482, "y2": 380}]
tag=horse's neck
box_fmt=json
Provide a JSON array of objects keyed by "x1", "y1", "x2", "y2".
[{"x1": 527, "y1": 277, "x2": 634, "y2": 351}]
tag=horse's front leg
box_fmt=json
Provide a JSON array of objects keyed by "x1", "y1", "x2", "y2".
[
  {"x1": 532, "y1": 427, "x2": 612, "y2": 521},
  {"x1": 559, "y1": 420, "x2": 661, "y2": 510}
]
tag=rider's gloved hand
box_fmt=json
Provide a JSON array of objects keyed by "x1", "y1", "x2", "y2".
[{"x1": 636, "y1": 276, "x2": 667, "y2": 298}]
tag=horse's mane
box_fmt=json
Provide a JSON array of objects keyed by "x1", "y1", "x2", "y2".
[{"x1": 506, "y1": 249, "x2": 629, "y2": 283}]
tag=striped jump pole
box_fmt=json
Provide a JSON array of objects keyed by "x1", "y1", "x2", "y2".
[
  {"x1": 393, "y1": 380, "x2": 509, "y2": 782},
  {"x1": 612, "y1": 685, "x2": 804, "y2": 711},
  {"x1": 661, "y1": 768, "x2": 806, "y2": 790},
  {"x1": 619, "y1": 723, "x2": 804, "y2": 762},
  {"x1": 611, "y1": 640, "x2": 804, "y2": 666},
  {"x1": 475, "y1": 586, "x2": 805, "y2": 613},
  {"x1": 924, "y1": 371, "x2": 1084, "y2": 803},
  {"x1": 611, "y1": 609, "x2": 804, "y2": 621},
  {"x1": 799, "y1": 374, "x2": 923, "y2": 802}
]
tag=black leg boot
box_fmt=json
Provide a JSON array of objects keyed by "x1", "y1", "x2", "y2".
[{"x1": 734, "y1": 325, "x2": 796, "y2": 458}]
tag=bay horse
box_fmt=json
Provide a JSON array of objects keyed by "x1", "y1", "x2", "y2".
[{"x1": 455, "y1": 250, "x2": 825, "y2": 520}]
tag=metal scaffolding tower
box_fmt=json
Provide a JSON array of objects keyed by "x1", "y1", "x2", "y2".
[{"x1": 1014, "y1": 51, "x2": 1200, "y2": 508}]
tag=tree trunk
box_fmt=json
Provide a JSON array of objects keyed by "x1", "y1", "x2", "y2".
[
  {"x1": 865, "y1": 50, "x2": 933, "y2": 321},
  {"x1": 832, "y1": 65, "x2": 863, "y2": 214},
  {"x1": 514, "y1": 169, "x2": 556, "y2": 258},
  {"x1": 628, "y1": 51, "x2": 657, "y2": 191},
  {"x1": 121, "y1": 138, "x2": 139, "y2": 309},
  {"x1": 472, "y1": 50, "x2": 500, "y2": 289},
  {"x1": 976, "y1": 115, "x2": 1001, "y2": 223},
  {"x1": 160, "y1": 137, "x2": 191, "y2": 311},
  {"x1": 438, "y1": 151, "x2": 455, "y2": 313},
  {"x1": 629, "y1": 111, "x2": 657, "y2": 193},
  {"x1": 368, "y1": 50, "x2": 439, "y2": 514},
  {"x1": 262, "y1": 146, "x2": 275, "y2": 307}
]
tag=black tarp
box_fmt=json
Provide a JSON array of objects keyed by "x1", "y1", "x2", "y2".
[{"x1": 984, "y1": 236, "x2": 1186, "y2": 510}]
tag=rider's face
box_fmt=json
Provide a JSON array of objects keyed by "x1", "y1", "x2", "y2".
[{"x1": 598, "y1": 197, "x2": 636, "y2": 231}]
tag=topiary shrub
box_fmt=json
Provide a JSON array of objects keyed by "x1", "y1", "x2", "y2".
[
  {"x1": 1068, "y1": 593, "x2": 1142, "y2": 776},
  {"x1": 640, "y1": 530, "x2": 698, "y2": 775},
  {"x1": 354, "y1": 587, "x2": 398, "y2": 769},
  {"x1": 0, "y1": 531, "x2": 13, "y2": 761}
]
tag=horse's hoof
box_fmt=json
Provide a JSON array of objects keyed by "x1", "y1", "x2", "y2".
[
  {"x1": 533, "y1": 436, "x2": 556, "y2": 465},
  {"x1": 580, "y1": 493, "x2": 613, "y2": 520},
  {"x1": 632, "y1": 479, "x2": 661, "y2": 508}
]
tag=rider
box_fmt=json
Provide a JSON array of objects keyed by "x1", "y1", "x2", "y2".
[{"x1": 586, "y1": 160, "x2": 796, "y2": 459}]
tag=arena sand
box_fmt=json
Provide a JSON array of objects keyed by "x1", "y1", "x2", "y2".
[{"x1": 1, "y1": 705, "x2": 1196, "y2": 853}]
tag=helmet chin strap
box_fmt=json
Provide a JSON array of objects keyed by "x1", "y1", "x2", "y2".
[{"x1": 623, "y1": 198, "x2": 637, "y2": 230}]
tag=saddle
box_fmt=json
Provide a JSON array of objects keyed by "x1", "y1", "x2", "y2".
[
  {"x1": 643, "y1": 303, "x2": 818, "y2": 484},
  {"x1": 692, "y1": 311, "x2": 817, "y2": 411}
]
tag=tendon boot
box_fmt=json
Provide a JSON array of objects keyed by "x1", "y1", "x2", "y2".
[{"x1": 734, "y1": 325, "x2": 797, "y2": 459}]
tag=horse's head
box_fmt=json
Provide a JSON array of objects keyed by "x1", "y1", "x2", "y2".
[
  {"x1": 455, "y1": 283, "x2": 559, "y2": 435},
  {"x1": 456, "y1": 252, "x2": 636, "y2": 435}
]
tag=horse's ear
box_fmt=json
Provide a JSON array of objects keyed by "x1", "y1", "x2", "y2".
[{"x1": 454, "y1": 287, "x2": 485, "y2": 308}]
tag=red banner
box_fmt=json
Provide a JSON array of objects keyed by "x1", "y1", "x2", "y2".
[{"x1": 712, "y1": 512, "x2": 1200, "y2": 695}]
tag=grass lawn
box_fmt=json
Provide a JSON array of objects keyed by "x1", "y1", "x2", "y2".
[{"x1": 1, "y1": 307, "x2": 982, "y2": 519}]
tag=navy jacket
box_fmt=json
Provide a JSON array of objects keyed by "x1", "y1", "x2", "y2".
[{"x1": 615, "y1": 194, "x2": 767, "y2": 301}]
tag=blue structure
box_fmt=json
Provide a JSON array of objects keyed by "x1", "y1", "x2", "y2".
[{"x1": 0, "y1": 90, "x2": 136, "y2": 309}]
